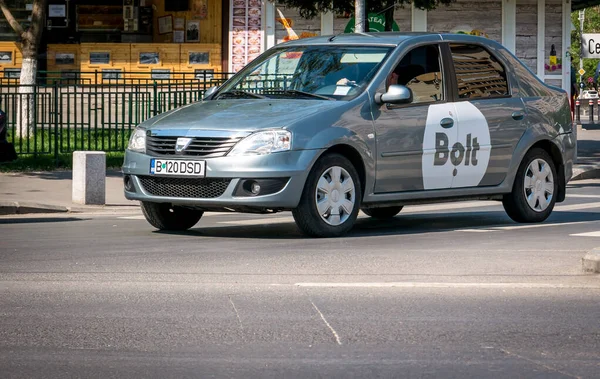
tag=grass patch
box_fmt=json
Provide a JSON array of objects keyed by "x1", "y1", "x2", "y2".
[{"x1": 0, "y1": 128, "x2": 130, "y2": 172}]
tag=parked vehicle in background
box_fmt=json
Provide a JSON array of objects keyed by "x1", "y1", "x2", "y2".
[
  {"x1": 123, "y1": 33, "x2": 575, "y2": 237},
  {"x1": 579, "y1": 90, "x2": 599, "y2": 99},
  {"x1": 0, "y1": 99, "x2": 17, "y2": 162}
]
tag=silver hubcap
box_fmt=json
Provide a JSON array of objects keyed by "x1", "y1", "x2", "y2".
[
  {"x1": 524, "y1": 158, "x2": 554, "y2": 212},
  {"x1": 315, "y1": 166, "x2": 356, "y2": 226}
]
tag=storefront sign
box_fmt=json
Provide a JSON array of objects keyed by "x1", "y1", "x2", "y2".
[
  {"x1": 582, "y1": 34, "x2": 600, "y2": 58},
  {"x1": 344, "y1": 13, "x2": 399, "y2": 33}
]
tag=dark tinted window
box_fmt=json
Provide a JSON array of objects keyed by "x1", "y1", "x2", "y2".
[
  {"x1": 450, "y1": 44, "x2": 509, "y2": 99},
  {"x1": 389, "y1": 45, "x2": 443, "y2": 104}
]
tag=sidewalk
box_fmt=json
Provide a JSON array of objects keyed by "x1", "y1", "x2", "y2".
[
  {"x1": 0, "y1": 125, "x2": 599, "y2": 216},
  {"x1": 0, "y1": 170, "x2": 138, "y2": 215}
]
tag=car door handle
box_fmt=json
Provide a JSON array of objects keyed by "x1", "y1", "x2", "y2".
[
  {"x1": 512, "y1": 111, "x2": 525, "y2": 120},
  {"x1": 440, "y1": 118, "x2": 454, "y2": 129}
]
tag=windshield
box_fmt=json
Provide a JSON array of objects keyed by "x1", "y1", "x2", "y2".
[{"x1": 216, "y1": 45, "x2": 392, "y2": 100}]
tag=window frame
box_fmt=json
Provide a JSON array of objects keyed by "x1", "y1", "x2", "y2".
[
  {"x1": 385, "y1": 42, "x2": 449, "y2": 110},
  {"x1": 446, "y1": 43, "x2": 512, "y2": 102}
]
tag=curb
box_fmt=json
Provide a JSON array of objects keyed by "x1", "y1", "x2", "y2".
[
  {"x1": 571, "y1": 163, "x2": 600, "y2": 181},
  {"x1": 582, "y1": 248, "x2": 600, "y2": 274},
  {"x1": 0, "y1": 201, "x2": 69, "y2": 215},
  {"x1": 0, "y1": 201, "x2": 140, "y2": 216}
]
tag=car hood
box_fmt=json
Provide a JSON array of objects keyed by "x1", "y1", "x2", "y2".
[{"x1": 145, "y1": 99, "x2": 344, "y2": 133}]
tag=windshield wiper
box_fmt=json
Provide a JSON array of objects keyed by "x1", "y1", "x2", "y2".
[
  {"x1": 265, "y1": 89, "x2": 334, "y2": 101},
  {"x1": 216, "y1": 90, "x2": 267, "y2": 99}
]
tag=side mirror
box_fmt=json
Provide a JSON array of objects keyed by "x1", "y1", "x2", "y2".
[
  {"x1": 375, "y1": 84, "x2": 413, "y2": 105},
  {"x1": 203, "y1": 86, "x2": 218, "y2": 101}
]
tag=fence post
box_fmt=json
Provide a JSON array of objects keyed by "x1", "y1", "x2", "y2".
[
  {"x1": 53, "y1": 81, "x2": 59, "y2": 166},
  {"x1": 589, "y1": 99, "x2": 594, "y2": 123},
  {"x1": 576, "y1": 99, "x2": 580, "y2": 124},
  {"x1": 153, "y1": 81, "x2": 158, "y2": 116}
]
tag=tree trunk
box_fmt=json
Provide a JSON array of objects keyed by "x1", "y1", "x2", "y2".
[
  {"x1": 355, "y1": 0, "x2": 365, "y2": 33},
  {"x1": 17, "y1": 43, "x2": 37, "y2": 138},
  {"x1": 384, "y1": 0, "x2": 395, "y2": 31}
]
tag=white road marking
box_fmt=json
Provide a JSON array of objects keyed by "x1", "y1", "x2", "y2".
[
  {"x1": 554, "y1": 202, "x2": 600, "y2": 211},
  {"x1": 309, "y1": 299, "x2": 342, "y2": 346},
  {"x1": 567, "y1": 194, "x2": 600, "y2": 199},
  {"x1": 296, "y1": 282, "x2": 600, "y2": 289},
  {"x1": 492, "y1": 221, "x2": 593, "y2": 231},
  {"x1": 228, "y1": 295, "x2": 245, "y2": 337},
  {"x1": 118, "y1": 215, "x2": 146, "y2": 220},
  {"x1": 460, "y1": 229, "x2": 497, "y2": 233},
  {"x1": 118, "y1": 212, "x2": 241, "y2": 220},
  {"x1": 569, "y1": 231, "x2": 600, "y2": 237}
]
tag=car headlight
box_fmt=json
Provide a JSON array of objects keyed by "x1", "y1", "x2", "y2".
[
  {"x1": 127, "y1": 127, "x2": 146, "y2": 153},
  {"x1": 228, "y1": 130, "x2": 291, "y2": 156}
]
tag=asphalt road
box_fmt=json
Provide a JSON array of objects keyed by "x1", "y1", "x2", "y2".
[{"x1": 1, "y1": 180, "x2": 600, "y2": 378}]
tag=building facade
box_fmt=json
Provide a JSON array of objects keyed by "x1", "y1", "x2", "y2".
[{"x1": 0, "y1": 0, "x2": 587, "y2": 94}]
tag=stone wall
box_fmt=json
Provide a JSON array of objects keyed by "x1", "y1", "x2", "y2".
[
  {"x1": 427, "y1": 0, "x2": 502, "y2": 43},
  {"x1": 516, "y1": 0, "x2": 538, "y2": 73}
]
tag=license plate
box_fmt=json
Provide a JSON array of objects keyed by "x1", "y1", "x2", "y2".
[{"x1": 150, "y1": 159, "x2": 206, "y2": 177}]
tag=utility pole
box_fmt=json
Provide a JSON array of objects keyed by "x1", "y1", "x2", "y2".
[
  {"x1": 355, "y1": 0, "x2": 365, "y2": 33},
  {"x1": 579, "y1": 9, "x2": 585, "y2": 94}
]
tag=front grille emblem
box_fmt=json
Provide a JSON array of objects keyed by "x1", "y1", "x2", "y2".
[{"x1": 175, "y1": 137, "x2": 193, "y2": 153}]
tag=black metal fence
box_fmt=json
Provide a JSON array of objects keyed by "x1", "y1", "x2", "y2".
[{"x1": 0, "y1": 70, "x2": 233, "y2": 164}]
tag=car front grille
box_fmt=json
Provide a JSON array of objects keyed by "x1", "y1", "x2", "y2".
[
  {"x1": 138, "y1": 176, "x2": 231, "y2": 198},
  {"x1": 146, "y1": 135, "x2": 242, "y2": 157}
]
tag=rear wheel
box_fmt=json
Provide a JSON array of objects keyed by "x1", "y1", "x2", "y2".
[
  {"x1": 362, "y1": 206, "x2": 403, "y2": 219},
  {"x1": 292, "y1": 154, "x2": 361, "y2": 237},
  {"x1": 502, "y1": 148, "x2": 557, "y2": 223},
  {"x1": 140, "y1": 201, "x2": 203, "y2": 231}
]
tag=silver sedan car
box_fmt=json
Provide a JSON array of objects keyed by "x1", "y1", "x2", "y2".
[{"x1": 123, "y1": 33, "x2": 575, "y2": 237}]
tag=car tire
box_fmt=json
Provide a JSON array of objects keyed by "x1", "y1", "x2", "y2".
[
  {"x1": 362, "y1": 206, "x2": 403, "y2": 219},
  {"x1": 292, "y1": 153, "x2": 361, "y2": 237},
  {"x1": 140, "y1": 201, "x2": 203, "y2": 231},
  {"x1": 502, "y1": 148, "x2": 557, "y2": 223}
]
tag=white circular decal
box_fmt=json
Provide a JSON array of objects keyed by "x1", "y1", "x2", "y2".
[{"x1": 422, "y1": 102, "x2": 491, "y2": 190}]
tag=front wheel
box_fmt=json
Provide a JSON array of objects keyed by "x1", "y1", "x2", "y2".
[
  {"x1": 140, "y1": 202, "x2": 203, "y2": 231},
  {"x1": 502, "y1": 148, "x2": 557, "y2": 223},
  {"x1": 292, "y1": 154, "x2": 361, "y2": 237},
  {"x1": 362, "y1": 206, "x2": 403, "y2": 219}
]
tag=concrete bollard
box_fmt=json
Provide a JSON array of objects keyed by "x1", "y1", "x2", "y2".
[{"x1": 72, "y1": 151, "x2": 106, "y2": 205}]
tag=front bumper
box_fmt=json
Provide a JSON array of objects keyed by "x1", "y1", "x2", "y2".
[{"x1": 122, "y1": 149, "x2": 322, "y2": 209}]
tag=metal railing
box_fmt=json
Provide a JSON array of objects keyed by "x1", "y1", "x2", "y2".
[{"x1": 0, "y1": 70, "x2": 234, "y2": 165}]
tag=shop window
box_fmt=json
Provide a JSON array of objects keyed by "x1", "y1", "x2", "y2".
[
  {"x1": 91, "y1": 52, "x2": 111, "y2": 65},
  {"x1": 194, "y1": 69, "x2": 214, "y2": 81},
  {"x1": 55, "y1": 53, "x2": 75, "y2": 65},
  {"x1": 0, "y1": 51, "x2": 13, "y2": 64},
  {"x1": 151, "y1": 69, "x2": 171, "y2": 80},
  {"x1": 102, "y1": 69, "x2": 122, "y2": 80},
  {"x1": 3, "y1": 68, "x2": 20, "y2": 78},
  {"x1": 189, "y1": 52, "x2": 210, "y2": 65},
  {"x1": 449, "y1": 44, "x2": 509, "y2": 99},
  {"x1": 389, "y1": 44, "x2": 443, "y2": 105},
  {"x1": 140, "y1": 52, "x2": 159, "y2": 65}
]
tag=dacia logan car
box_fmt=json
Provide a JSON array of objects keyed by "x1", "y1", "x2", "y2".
[{"x1": 123, "y1": 33, "x2": 575, "y2": 237}]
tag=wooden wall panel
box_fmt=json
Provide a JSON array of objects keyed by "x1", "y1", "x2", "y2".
[{"x1": 0, "y1": 42, "x2": 23, "y2": 70}]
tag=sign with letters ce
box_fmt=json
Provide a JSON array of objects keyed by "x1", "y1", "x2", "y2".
[{"x1": 581, "y1": 34, "x2": 600, "y2": 58}]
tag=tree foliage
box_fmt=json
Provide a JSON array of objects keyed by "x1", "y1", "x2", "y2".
[{"x1": 274, "y1": 0, "x2": 455, "y2": 19}]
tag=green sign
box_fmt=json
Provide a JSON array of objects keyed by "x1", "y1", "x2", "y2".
[{"x1": 344, "y1": 13, "x2": 400, "y2": 33}]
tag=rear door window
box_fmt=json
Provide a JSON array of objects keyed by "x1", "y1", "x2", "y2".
[{"x1": 449, "y1": 44, "x2": 509, "y2": 99}]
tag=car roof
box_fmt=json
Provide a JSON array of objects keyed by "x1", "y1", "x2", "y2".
[{"x1": 279, "y1": 32, "x2": 497, "y2": 47}]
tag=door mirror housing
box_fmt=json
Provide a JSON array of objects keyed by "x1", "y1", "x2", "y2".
[
  {"x1": 203, "y1": 86, "x2": 218, "y2": 100},
  {"x1": 375, "y1": 85, "x2": 413, "y2": 105}
]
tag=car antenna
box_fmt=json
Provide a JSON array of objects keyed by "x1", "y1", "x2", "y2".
[{"x1": 328, "y1": 3, "x2": 397, "y2": 42}]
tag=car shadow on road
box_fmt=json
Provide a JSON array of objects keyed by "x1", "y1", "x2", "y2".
[{"x1": 154, "y1": 210, "x2": 600, "y2": 239}]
